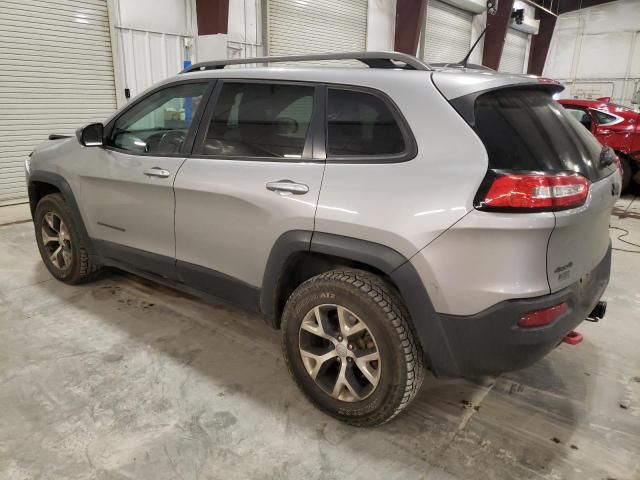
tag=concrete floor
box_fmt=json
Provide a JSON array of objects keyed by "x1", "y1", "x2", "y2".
[{"x1": 1, "y1": 194, "x2": 639, "y2": 480}]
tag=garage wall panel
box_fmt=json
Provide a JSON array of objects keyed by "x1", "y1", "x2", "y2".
[
  {"x1": 0, "y1": 0, "x2": 117, "y2": 205},
  {"x1": 499, "y1": 28, "x2": 529, "y2": 74},
  {"x1": 267, "y1": 0, "x2": 367, "y2": 63},
  {"x1": 116, "y1": 28, "x2": 189, "y2": 98},
  {"x1": 423, "y1": 0, "x2": 473, "y2": 64}
]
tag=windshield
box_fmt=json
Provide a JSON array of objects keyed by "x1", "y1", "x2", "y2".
[{"x1": 474, "y1": 88, "x2": 615, "y2": 181}]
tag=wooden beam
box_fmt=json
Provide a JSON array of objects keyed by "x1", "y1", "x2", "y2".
[
  {"x1": 482, "y1": 0, "x2": 515, "y2": 70},
  {"x1": 527, "y1": 10, "x2": 557, "y2": 75},
  {"x1": 394, "y1": 0, "x2": 427, "y2": 56},
  {"x1": 195, "y1": 0, "x2": 229, "y2": 35}
]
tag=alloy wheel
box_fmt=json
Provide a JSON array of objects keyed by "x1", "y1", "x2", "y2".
[
  {"x1": 41, "y1": 212, "x2": 72, "y2": 270},
  {"x1": 298, "y1": 304, "x2": 381, "y2": 402}
]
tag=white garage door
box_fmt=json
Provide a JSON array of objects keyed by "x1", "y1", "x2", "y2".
[
  {"x1": 499, "y1": 28, "x2": 529, "y2": 74},
  {"x1": 267, "y1": 0, "x2": 368, "y2": 57},
  {"x1": 423, "y1": 0, "x2": 473, "y2": 64},
  {"x1": 0, "y1": 0, "x2": 117, "y2": 205}
]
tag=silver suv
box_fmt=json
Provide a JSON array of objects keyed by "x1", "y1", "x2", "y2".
[{"x1": 26, "y1": 52, "x2": 620, "y2": 426}]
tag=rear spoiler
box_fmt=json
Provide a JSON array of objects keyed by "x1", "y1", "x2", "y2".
[{"x1": 447, "y1": 82, "x2": 564, "y2": 128}]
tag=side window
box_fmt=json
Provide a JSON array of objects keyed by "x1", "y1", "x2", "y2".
[
  {"x1": 109, "y1": 83, "x2": 208, "y2": 155},
  {"x1": 202, "y1": 83, "x2": 315, "y2": 159},
  {"x1": 327, "y1": 88, "x2": 406, "y2": 157},
  {"x1": 591, "y1": 109, "x2": 618, "y2": 125},
  {"x1": 563, "y1": 106, "x2": 591, "y2": 130}
]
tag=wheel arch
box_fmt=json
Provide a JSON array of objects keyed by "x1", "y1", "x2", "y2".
[
  {"x1": 260, "y1": 231, "x2": 459, "y2": 376},
  {"x1": 28, "y1": 171, "x2": 96, "y2": 255}
]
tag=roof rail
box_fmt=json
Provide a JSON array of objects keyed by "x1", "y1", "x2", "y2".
[{"x1": 180, "y1": 51, "x2": 431, "y2": 73}]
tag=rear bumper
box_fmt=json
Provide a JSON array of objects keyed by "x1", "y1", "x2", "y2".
[{"x1": 393, "y1": 244, "x2": 611, "y2": 378}]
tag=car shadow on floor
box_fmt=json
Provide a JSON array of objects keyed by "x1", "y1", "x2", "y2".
[{"x1": 31, "y1": 266, "x2": 589, "y2": 478}]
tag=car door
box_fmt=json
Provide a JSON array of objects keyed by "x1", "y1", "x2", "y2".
[
  {"x1": 173, "y1": 80, "x2": 325, "y2": 306},
  {"x1": 76, "y1": 80, "x2": 213, "y2": 277}
]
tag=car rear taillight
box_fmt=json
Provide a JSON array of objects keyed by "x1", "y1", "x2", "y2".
[
  {"x1": 518, "y1": 302, "x2": 569, "y2": 328},
  {"x1": 475, "y1": 171, "x2": 590, "y2": 212}
]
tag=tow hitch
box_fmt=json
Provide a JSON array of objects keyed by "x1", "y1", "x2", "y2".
[{"x1": 586, "y1": 301, "x2": 607, "y2": 323}]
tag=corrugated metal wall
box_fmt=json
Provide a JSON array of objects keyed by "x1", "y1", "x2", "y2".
[
  {"x1": 114, "y1": 27, "x2": 193, "y2": 99},
  {"x1": 0, "y1": 0, "x2": 117, "y2": 205},
  {"x1": 267, "y1": 0, "x2": 368, "y2": 60},
  {"x1": 499, "y1": 28, "x2": 529, "y2": 74},
  {"x1": 423, "y1": 0, "x2": 473, "y2": 64}
]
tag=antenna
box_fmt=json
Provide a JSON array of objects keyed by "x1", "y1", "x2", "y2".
[{"x1": 460, "y1": 26, "x2": 487, "y2": 68}]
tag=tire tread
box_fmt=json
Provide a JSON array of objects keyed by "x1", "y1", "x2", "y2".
[{"x1": 282, "y1": 269, "x2": 425, "y2": 427}]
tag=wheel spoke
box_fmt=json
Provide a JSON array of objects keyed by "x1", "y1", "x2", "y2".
[
  {"x1": 300, "y1": 307, "x2": 336, "y2": 343},
  {"x1": 336, "y1": 306, "x2": 349, "y2": 337},
  {"x1": 354, "y1": 348, "x2": 379, "y2": 363},
  {"x1": 332, "y1": 361, "x2": 362, "y2": 401},
  {"x1": 300, "y1": 347, "x2": 337, "y2": 379},
  {"x1": 58, "y1": 221, "x2": 69, "y2": 243},
  {"x1": 41, "y1": 227, "x2": 59, "y2": 246},
  {"x1": 354, "y1": 357, "x2": 380, "y2": 387},
  {"x1": 61, "y1": 248, "x2": 72, "y2": 267},
  {"x1": 353, "y1": 347, "x2": 380, "y2": 387},
  {"x1": 337, "y1": 306, "x2": 367, "y2": 338},
  {"x1": 49, "y1": 245, "x2": 63, "y2": 268},
  {"x1": 44, "y1": 212, "x2": 58, "y2": 232}
]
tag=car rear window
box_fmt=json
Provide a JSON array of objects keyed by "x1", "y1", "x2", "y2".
[
  {"x1": 474, "y1": 88, "x2": 612, "y2": 181},
  {"x1": 327, "y1": 88, "x2": 406, "y2": 157}
]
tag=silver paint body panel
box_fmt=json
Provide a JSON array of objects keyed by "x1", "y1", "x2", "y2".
[
  {"x1": 27, "y1": 64, "x2": 616, "y2": 317},
  {"x1": 174, "y1": 159, "x2": 324, "y2": 287}
]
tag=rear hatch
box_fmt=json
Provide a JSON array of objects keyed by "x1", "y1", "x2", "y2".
[
  {"x1": 433, "y1": 71, "x2": 621, "y2": 293},
  {"x1": 471, "y1": 87, "x2": 619, "y2": 292}
]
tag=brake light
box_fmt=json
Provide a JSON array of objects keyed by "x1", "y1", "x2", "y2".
[
  {"x1": 476, "y1": 171, "x2": 589, "y2": 212},
  {"x1": 518, "y1": 302, "x2": 569, "y2": 328}
]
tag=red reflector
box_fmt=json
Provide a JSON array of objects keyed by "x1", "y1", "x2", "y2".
[
  {"x1": 479, "y1": 172, "x2": 589, "y2": 212},
  {"x1": 518, "y1": 302, "x2": 569, "y2": 328},
  {"x1": 562, "y1": 330, "x2": 583, "y2": 345}
]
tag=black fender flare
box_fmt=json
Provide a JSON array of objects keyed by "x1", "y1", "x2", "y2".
[
  {"x1": 259, "y1": 230, "x2": 460, "y2": 376},
  {"x1": 28, "y1": 171, "x2": 96, "y2": 256}
]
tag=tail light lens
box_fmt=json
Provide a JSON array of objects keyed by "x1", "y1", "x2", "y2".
[
  {"x1": 476, "y1": 171, "x2": 590, "y2": 212},
  {"x1": 518, "y1": 302, "x2": 569, "y2": 328}
]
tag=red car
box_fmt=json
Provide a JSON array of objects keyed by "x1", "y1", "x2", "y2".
[{"x1": 559, "y1": 97, "x2": 640, "y2": 190}]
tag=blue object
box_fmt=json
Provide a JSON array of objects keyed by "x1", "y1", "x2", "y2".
[{"x1": 183, "y1": 60, "x2": 193, "y2": 122}]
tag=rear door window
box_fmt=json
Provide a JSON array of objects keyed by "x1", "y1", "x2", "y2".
[
  {"x1": 326, "y1": 88, "x2": 406, "y2": 158},
  {"x1": 474, "y1": 89, "x2": 613, "y2": 181},
  {"x1": 201, "y1": 82, "x2": 314, "y2": 159}
]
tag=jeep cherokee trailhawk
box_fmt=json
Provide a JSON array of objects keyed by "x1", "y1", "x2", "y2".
[{"x1": 26, "y1": 52, "x2": 620, "y2": 426}]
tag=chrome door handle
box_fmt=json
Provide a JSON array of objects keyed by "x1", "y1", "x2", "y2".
[
  {"x1": 143, "y1": 167, "x2": 171, "y2": 178},
  {"x1": 266, "y1": 180, "x2": 309, "y2": 195}
]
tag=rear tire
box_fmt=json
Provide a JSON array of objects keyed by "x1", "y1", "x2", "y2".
[
  {"x1": 34, "y1": 193, "x2": 100, "y2": 284},
  {"x1": 281, "y1": 269, "x2": 424, "y2": 427}
]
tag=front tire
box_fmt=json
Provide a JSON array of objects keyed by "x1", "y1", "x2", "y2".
[
  {"x1": 282, "y1": 269, "x2": 424, "y2": 427},
  {"x1": 34, "y1": 193, "x2": 100, "y2": 284}
]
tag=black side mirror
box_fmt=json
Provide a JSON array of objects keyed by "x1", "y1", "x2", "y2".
[{"x1": 76, "y1": 122, "x2": 104, "y2": 147}]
